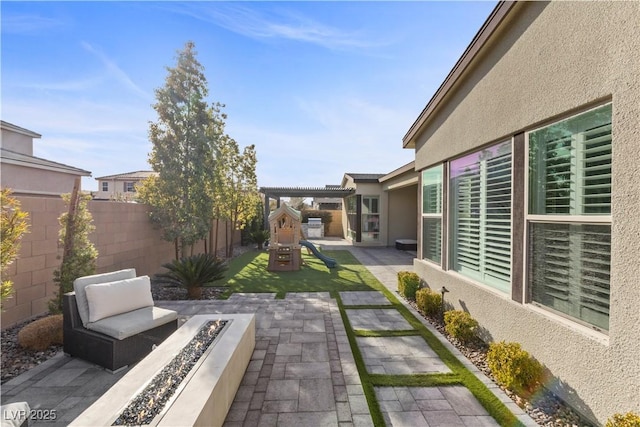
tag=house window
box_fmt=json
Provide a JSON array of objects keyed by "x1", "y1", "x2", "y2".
[
  {"x1": 345, "y1": 195, "x2": 358, "y2": 241},
  {"x1": 527, "y1": 103, "x2": 612, "y2": 331},
  {"x1": 450, "y1": 141, "x2": 512, "y2": 293},
  {"x1": 102, "y1": 182, "x2": 108, "y2": 192},
  {"x1": 361, "y1": 196, "x2": 380, "y2": 242},
  {"x1": 422, "y1": 165, "x2": 443, "y2": 264},
  {"x1": 124, "y1": 182, "x2": 135, "y2": 192}
]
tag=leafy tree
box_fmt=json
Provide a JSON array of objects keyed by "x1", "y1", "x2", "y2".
[
  {"x1": 1, "y1": 189, "x2": 30, "y2": 309},
  {"x1": 213, "y1": 136, "x2": 260, "y2": 257},
  {"x1": 49, "y1": 189, "x2": 98, "y2": 313},
  {"x1": 139, "y1": 41, "x2": 223, "y2": 258}
]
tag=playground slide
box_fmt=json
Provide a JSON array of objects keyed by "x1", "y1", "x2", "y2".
[{"x1": 300, "y1": 240, "x2": 337, "y2": 269}]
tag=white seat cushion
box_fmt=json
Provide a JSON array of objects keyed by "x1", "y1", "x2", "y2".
[
  {"x1": 85, "y1": 276, "x2": 154, "y2": 323},
  {"x1": 85, "y1": 306, "x2": 178, "y2": 340},
  {"x1": 1, "y1": 401, "x2": 30, "y2": 427},
  {"x1": 74, "y1": 269, "x2": 136, "y2": 327}
]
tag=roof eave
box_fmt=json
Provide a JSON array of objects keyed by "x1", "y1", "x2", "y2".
[{"x1": 402, "y1": 1, "x2": 517, "y2": 149}]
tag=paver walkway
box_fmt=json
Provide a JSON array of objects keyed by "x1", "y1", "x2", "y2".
[{"x1": 1, "y1": 240, "x2": 536, "y2": 426}]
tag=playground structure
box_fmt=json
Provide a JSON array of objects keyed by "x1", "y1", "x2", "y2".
[
  {"x1": 267, "y1": 202, "x2": 337, "y2": 271},
  {"x1": 267, "y1": 203, "x2": 303, "y2": 271}
]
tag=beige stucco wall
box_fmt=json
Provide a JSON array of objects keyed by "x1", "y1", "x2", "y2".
[
  {"x1": 386, "y1": 185, "x2": 418, "y2": 246},
  {"x1": 1, "y1": 163, "x2": 83, "y2": 197},
  {"x1": 1, "y1": 196, "x2": 240, "y2": 329},
  {"x1": 1, "y1": 129, "x2": 33, "y2": 155},
  {"x1": 412, "y1": 1, "x2": 640, "y2": 423}
]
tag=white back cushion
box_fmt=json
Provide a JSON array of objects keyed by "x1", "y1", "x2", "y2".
[
  {"x1": 85, "y1": 276, "x2": 154, "y2": 323},
  {"x1": 73, "y1": 268, "x2": 136, "y2": 326}
]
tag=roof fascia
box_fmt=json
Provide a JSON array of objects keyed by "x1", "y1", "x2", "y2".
[
  {"x1": 0, "y1": 121, "x2": 42, "y2": 139},
  {"x1": 402, "y1": 1, "x2": 517, "y2": 149}
]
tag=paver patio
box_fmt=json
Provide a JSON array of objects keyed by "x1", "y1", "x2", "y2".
[{"x1": 1, "y1": 240, "x2": 536, "y2": 426}]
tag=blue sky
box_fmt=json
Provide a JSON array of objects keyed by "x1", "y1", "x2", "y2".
[{"x1": 1, "y1": 1, "x2": 497, "y2": 191}]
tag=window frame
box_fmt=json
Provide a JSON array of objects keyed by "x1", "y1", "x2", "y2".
[
  {"x1": 102, "y1": 181, "x2": 109, "y2": 192},
  {"x1": 361, "y1": 195, "x2": 380, "y2": 242},
  {"x1": 448, "y1": 139, "x2": 514, "y2": 294},
  {"x1": 421, "y1": 164, "x2": 443, "y2": 265},
  {"x1": 524, "y1": 102, "x2": 612, "y2": 332}
]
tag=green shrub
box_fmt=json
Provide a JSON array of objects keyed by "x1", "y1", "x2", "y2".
[
  {"x1": 444, "y1": 310, "x2": 478, "y2": 343},
  {"x1": 416, "y1": 288, "x2": 442, "y2": 317},
  {"x1": 486, "y1": 341, "x2": 544, "y2": 395},
  {"x1": 606, "y1": 413, "x2": 640, "y2": 427},
  {"x1": 18, "y1": 315, "x2": 63, "y2": 351},
  {"x1": 397, "y1": 271, "x2": 420, "y2": 300}
]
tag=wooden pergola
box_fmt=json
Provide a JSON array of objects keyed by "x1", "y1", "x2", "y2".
[{"x1": 259, "y1": 186, "x2": 355, "y2": 228}]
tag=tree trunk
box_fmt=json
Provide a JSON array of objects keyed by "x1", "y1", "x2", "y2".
[
  {"x1": 174, "y1": 238, "x2": 179, "y2": 260},
  {"x1": 57, "y1": 178, "x2": 80, "y2": 310},
  {"x1": 213, "y1": 218, "x2": 220, "y2": 258},
  {"x1": 187, "y1": 286, "x2": 202, "y2": 300}
]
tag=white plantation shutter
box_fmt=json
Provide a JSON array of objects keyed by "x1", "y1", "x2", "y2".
[
  {"x1": 422, "y1": 166, "x2": 443, "y2": 265},
  {"x1": 528, "y1": 104, "x2": 612, "y2": 330},
  {"x1": 529, "y1": 223, "x2": 610, "y2": 330},
  {"x1": 451, "y1": 142, "x2": 512, "y2": 292},
  {"x1": 484, "y1": 152, "x2": 512, "y2": 285}
]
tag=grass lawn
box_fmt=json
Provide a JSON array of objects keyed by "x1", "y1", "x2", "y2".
[
  {"x1": 220, "y1": 249, "x2": 379, "y2": 298},
  {"x1": 218, "y1": 247, "x2": 522, "y2": 426}
]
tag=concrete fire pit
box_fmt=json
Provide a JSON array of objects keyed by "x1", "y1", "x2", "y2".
[{"x1": 71, "y1": 314, "x2": 255, "y2": 427}]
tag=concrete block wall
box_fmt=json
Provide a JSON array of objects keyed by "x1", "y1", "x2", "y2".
[{"x1": 1, "y1": 196, "x2": 237, "y2": 329}]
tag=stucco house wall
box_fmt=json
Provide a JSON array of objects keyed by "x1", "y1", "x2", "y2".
[
  {"x1": 409, "y1": 1, "x2": 639, "y2": 423},
  {"x1": 386, "y1": 185, "x2": 417, "y2": 246},
  {"x1": 1, "y1": 121, "x2": 91, "y2": 196}
]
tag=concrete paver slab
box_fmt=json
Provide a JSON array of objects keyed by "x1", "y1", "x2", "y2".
[{"x1": 345, "y1": 308, "x2": 413, "y2": 331}]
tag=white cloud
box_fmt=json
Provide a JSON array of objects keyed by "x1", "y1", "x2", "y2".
[
  {"x1": 1, "y1": 14, "x2": 66, "y2": 35},
  {"x1": 81, "y1": 42, "x2": 149, "y2": 98},
  {"x1": 167, "y1": 3, "x2": 388, "y2": 51}
]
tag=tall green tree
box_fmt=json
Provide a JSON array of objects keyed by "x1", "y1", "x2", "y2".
[
  {"x1": 1, "y1": 188, "x2": 30, "y2": 309},
  {"x1": 139, "y1": 41, "x2": 224, "y2": 258},
  {"x1": 213, "y1": 135, "x2": 260, "y2": 257}
]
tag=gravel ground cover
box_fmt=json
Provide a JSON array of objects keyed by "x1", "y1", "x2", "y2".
[{"x1": 406, "y1": 300, "x2": 595, "y2": 427}]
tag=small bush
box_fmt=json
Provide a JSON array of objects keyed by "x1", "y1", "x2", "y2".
[
  {"x1": 606, "y1": 412, "x2": 640, "y2": 427},
  {"x1": 444, "y1": 310, "x2": 478, "y2": 343},
  {"x1": 416, "y1": 288, "x2": 442, "y2": 317},
  {"x1": 487, "y1": 341, "x2": 544, "y2": 395},
  {"x1": 397, "y1": 271, "x2": 420, "y2": 300},
  {"x1": 18, "y1": 315, "x2": 63, "y2": 351}
]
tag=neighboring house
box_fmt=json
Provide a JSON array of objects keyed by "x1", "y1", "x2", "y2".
[
  {"x1": 94, "y1": 171, "x2": 157, "y2": 201},
  {"x1": 403, "y1": 1, "x2": 639, "y2": 423},
  {"x1": 0, "y1": 121, "x2": 91, "y2": 196},
  {"x1": 342, "y1": 161, "x2": 418, "y2": 247}
]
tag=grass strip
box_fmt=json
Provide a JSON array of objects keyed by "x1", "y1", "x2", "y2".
[
  {"x1": 353, "y1": 329, "x2": 420, "y2": 337},
  {"x1": 370, "y1": 373, "x2": 461, "y2": 387},
  {"x1": 335, "y1": 293, "x2": 386, "y2": 427}
]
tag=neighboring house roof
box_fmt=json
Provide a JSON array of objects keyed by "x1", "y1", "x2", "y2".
[
  {"x1": 403, "y1": 1, "x2": 516, "y2": 148},
  {"x1": 0, "y1": 147, "x2": 91, "y2": 176},
  {"x1": 343, "y1": 173, "x2": 386, "y2": 183},
  {"x1": 0, "y1": 121, "x2": 41, "y2": 138},
  {"x1": 96, "y1": 171, "x2": 157, "y2": 180}
]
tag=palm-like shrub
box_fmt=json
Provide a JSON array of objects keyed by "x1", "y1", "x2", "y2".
[
  {"x1": 249, "y1": 229, "x2": 270, "y2": 250},
  {"x1": 155, "y1": 253, "x2": 228, "y2": 299}
]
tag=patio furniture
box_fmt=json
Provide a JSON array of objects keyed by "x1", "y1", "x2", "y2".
[
  {"x1": 0, "y1": 401, "x2": 30, "y2": 427},
  {"x1": 63, "y1": 269, "x2": 178, "y2": 372}
]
